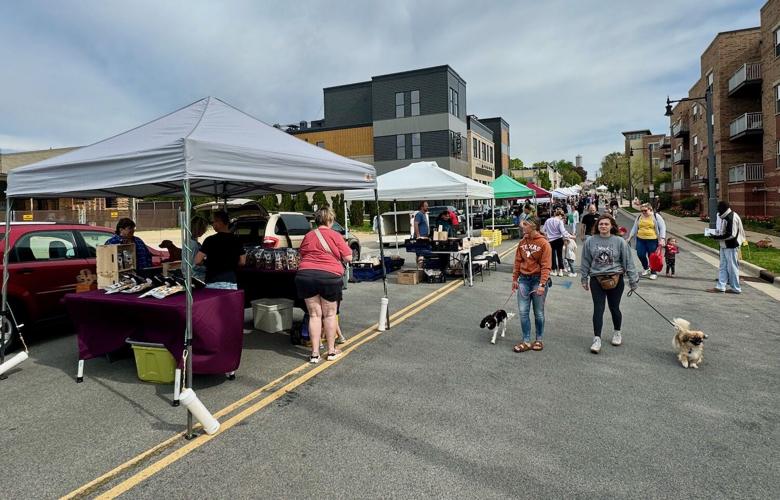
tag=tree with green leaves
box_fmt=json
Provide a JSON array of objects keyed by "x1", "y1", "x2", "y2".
[
  {"x1": 509, "y1": 158, "x2": 524, "y2": 169},
  {"x1": 257, "y1": 194, "x2": 279, "y2": 212},
  {"x1": 279, "y1": 193, "x2": 294, "y2": 211},
  {"x1": 538, "y1": 170, "x2": 552, "y2": 190},
  {"x1": 331, "y1": 193, "x2": 345, "y2": 223},
  {"x1": 348, "y1": 200, "x2": 364, "y2": 226},
  {"x1": 294, "y1": 193, "x2": 312, "y2": 212},
  {"x1": 312, "y1": 191, "x2": 328, "y2": 210}
]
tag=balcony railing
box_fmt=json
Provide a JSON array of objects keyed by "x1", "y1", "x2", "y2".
[
  {"x1": 672, "y1": 120, "x2": 689, "y2": 137},
  {"x1": 659, "y1": 159, "x2": 672, "y2": 171},
  {"x1": 728, "y1": 163, "x2": 764, "y2": 183},
  {"x1": 673, "y1": 179, "x2": 691, "y2": 191},
  {"x1": 728, "y1": 62, "x2": 762, "y2": 95},
  {"x1": 673, "y1": 150, "x2": 689, "y2": 163},
  {"x1": 729, "y1": 112, "x2": 762, "y2": 139},
  {"x1": 658, "y1": 136, "x2": 671, "y2": 149}
]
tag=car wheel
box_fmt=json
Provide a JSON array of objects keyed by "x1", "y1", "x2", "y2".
[
  {"x1": 0, "y1": 305, "x2": 22, "y2": 354},
  {"x1": 351, "y1": 245, "x2": 360, "y2": 261}
]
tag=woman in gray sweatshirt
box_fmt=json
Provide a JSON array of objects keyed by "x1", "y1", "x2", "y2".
[{"x1": 580, "y1": 215, "x2": 639, "y2": 354}]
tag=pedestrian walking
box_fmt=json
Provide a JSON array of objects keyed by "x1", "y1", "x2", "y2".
[
  {"x1": 664, "y1": 237, "x2": 679, "y2": 277},
  {"x1": 580, "y1": 215, "x2": 639, "y2": 353},
  {"x1": 706, "y1": 201, "x2": 746, "y2": 294},
  {"x1": 580, "y1": 204, "x2": 599, "y2": 241},
  {"x1": 511, "y1": 217, "x2": 552, "y2": 353},
  {"x1": 567, "y1": 203, "x2": 579, "y2": 235},
  {"x1": 627, "y1": 203, "x2": 666, "y2": 280},
  {"x1": 543, "y1": 208, "x2": 573, "y2": 277},
  {"x1": 564, "y1": 237, "x2": 577, "y2": 277}
]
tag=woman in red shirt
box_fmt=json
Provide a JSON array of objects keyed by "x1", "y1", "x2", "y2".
[{"x1": 296, "y1": 207, "x2": 353, "y2": 363}]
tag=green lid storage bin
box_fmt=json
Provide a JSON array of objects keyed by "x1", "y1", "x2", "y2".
[{"x1": 126, "y1": 339, "x2": 177, "y2": 384}]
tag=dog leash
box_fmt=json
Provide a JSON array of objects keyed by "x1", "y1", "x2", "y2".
[
  {"x1": 501, "y1": 290, "x2": 516, "y2": 308},
  {"x1": 627, "y1": 289, "x2": 675, "y2": 327}
]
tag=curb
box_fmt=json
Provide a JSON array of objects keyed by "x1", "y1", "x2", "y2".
[{"x1": 617, "y1": 209, "x2": 778, "y2": 288}]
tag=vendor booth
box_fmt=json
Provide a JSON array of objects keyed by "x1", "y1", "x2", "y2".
[
  {"x1": 2, "y1": 96, "x2": 379, "y2": 437},
  {"x1": 488, "y1": 175, "x2": 534, "y2": 233},
  {"x1": 344, "y1": 161, "x2": 494, "y2": 286}
]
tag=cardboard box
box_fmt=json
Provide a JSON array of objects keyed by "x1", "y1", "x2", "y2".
[
  {"x1": 397, "y1": 270, "x2": 424, "y2": 285},
  {"x1": 97, "y1": 244, "x2": 136, "y2": 289},
  {"x1": 433, "y1": 231, "x2": 448, "y2": 241}
]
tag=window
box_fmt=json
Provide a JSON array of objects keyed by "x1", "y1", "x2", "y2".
[
  {"x1": 693, "y1": 104, "x2": 699, "y2": 119},
  {"x1": 777, "y1": 140, "x2": 780, "y2": 169},
  {"x1": 776, "y1": 84, "x2": 780, "y2": 114},
  {"x1": 279, "y1": 214, "x2": 311, "y2": 236},
  {"x1": 12, "y1": 231, "x2": 77, "y2": 262},
  {"x1": 412, "y1": 133, "x2": 421, "y2": 159},
  {"x1": 315, "y1": 141, "x2": 325, "y2": 148},
  {"x1": 489, "y1": 146, "x2": 493, "y2": 164},
  {"x1": 481, "y1": 142, "x2": 486, "y2": 161},
  {"x1": 395, "y1": 92, "x2": 404, "y2": 118},
  {"x1": 693, "y1": 135, "x2": 698, "y2": 152},
  {"x1": 396, "y1": 134, "x2": 405, "y2": 160},
  {"x1": 775, "y1": 27, "x2": 780, "y2": 56},
  {"x1": 411, "y1": 90, "x2": 420, "y2": 116},
  {"x1": 80, "y1": 230, "x2": 112, "y2": 257},
  {"x1": 706, "y1": 71, "x2": 713, "y2": 89},
  {"x1": 473, "y1": 138, "x2": 478, "y2": 158},
  {"x1": 449, "y1": 87, "x2": 459, "y2": 116}
]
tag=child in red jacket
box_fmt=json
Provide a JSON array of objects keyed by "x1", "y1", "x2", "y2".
[{"x1": 664, "y1": 237, "x2": 679, "y2": 277}]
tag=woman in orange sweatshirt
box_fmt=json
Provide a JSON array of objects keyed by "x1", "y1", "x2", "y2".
[{"x1": 512, "y1": 216, "x2": 552, "y2": 352}]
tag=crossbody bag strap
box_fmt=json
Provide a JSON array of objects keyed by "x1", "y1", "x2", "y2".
[{"x1": 314, "y1": 228, "x2": 341, "y2": 264}]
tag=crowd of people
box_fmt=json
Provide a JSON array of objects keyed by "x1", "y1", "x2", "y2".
[{"x1": 509, "y1": 192, "x2": 745, "y2": 354}]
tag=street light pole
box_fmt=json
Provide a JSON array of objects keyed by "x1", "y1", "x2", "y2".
[
  {"x1": 648, "y1": 143, "x2": 655, "y2": 208},
  {"x1": 704, "y1": 86, "x2": 717, "y2": 229},
  {"x1": 665, "y1": 88, "x2": 717, "y2": 229}
]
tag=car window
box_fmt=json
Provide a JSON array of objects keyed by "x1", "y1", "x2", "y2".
[
  {"x1": 12, "y1": 231, "x2": 78, "y2": 262},
  {"x1": 232, "y1": 220, "x2": 266, "y2": 246},
  {"x1": 331, "y1": 221, "x2": 345, "y2": 233},
  {"x1": 280, "y1": 214, "x2": 310, "y2": 236},
  {"x1": 79, "y1": 230, "x2": 113, "y2": 257}
]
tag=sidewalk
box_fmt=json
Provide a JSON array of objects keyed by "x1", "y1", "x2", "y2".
[{"x1": 618, "y1": 208, "x2": 777, "y2": 285}]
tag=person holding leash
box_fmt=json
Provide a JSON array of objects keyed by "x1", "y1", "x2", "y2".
[
  {"x1": 627, "y1": 202, "x2": 666, "y2": 280},
  {"x1": 581, "y1": 214, "x2": 639, "y2": 354},
  {"x1": 511, "y1": 217, "x2": 552, "y2": 353}
]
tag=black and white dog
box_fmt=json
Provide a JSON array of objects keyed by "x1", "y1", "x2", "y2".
[{"x1": 479, "y1": 309, "x2": 515, "y2": 344}]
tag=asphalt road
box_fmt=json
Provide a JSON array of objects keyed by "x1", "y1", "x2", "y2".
[{"x1": 1, "y1": 219, "x2": 778, "y2": 499}]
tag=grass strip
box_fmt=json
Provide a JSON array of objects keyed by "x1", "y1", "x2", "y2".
[{"x1": 686, "y1": 234, "x2": 780, "y2": 274}]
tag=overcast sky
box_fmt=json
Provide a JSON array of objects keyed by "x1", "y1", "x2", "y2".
[{"x1": 0, "y1": 0, "x2": 763, "y2": 177}]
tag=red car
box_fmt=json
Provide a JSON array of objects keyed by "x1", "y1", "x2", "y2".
[{"x1": 0, "y1": 223, "x2": 166, "y2": 350}]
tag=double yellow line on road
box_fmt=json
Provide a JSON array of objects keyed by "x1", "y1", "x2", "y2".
[{"x1": 64, "y1": 245, "x2": 517, "y2": 499}]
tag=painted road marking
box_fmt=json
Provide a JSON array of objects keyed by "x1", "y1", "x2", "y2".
[
  {"x1": 65, "y1": 244, "x2": 518, "y2": 499},
  {"x1": 92, "y1": 277, "x2": 466, "y2": 499}
]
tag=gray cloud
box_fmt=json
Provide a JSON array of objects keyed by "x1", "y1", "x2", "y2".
[{"x1": 0, "y1": 0, "x2": 763, "y2": 175}]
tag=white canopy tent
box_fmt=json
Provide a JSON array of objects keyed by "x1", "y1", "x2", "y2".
[
  {"x1": 2, "y1": 96, "x2": 379, "y2": 437},
  {"x1": 345, "y1": 161, "x2": 494, "y2": 286}
]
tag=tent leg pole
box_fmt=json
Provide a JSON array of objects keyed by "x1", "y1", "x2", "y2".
[
  {"x1": 466, "y1": 197, "x2": 472, "y2": 287},
  {"x1": 393, "y1": 200, "x2": 398, "y2": 256},
  {"x1": 374, "y1": 189, "x2": 390, "y2": 329},
  {"x1": 343, "y1": 199, "x2": 350, "y2": 283},
  {"x1": 1, "y1": 197, "x2": 12, "y2": 376},
  {"x1": 182, "y1": 180, "x2": 195, "y2": 439}
]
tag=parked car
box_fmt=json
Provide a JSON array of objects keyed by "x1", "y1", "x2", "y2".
[
  {"x1": 427, "y1": 205, "x2": 462, "y2": 234},
  {"x1": 226, "y1": 205, "x2": 362, "y2": 260},
  {"x1": 0, "y1": 223, "x2": 167, "y2": 351}
]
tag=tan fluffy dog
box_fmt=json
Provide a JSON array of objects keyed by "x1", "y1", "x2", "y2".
[{"x1": 672, "y1": 318, "x2": 708, "y2": 369}]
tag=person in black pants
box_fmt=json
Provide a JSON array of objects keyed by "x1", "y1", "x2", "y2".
[{"x1": 580, "y1": 215, "x2": 639, "y2": 354}]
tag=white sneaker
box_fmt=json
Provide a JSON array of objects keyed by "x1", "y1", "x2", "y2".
[
  {"x1": 611, "y1": 331, "x2": 622, "y2": 346},
  {"x1": 309, "y1": 354, "x2": 320, "y2": 364},
  {"x1": 641, "y1": 269, "x2": 650, "y2": 277},
  {"x1": 649, "y1": 273, "x2": 657, "y2": 280},
  {"x1": 559, "y1": 270, "x2": 564, "y2": 277},
  {"x1": 568, "y1": 272, "x2": 577, "y2": 277},
  {"x1": 590, "y1": 336, "x2": 602, "y2": 354}
]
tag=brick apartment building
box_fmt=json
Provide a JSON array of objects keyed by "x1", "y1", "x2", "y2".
[
  {"x1": 292, "y1": 65, "x2": 510, "y2": 182},
  {"x1": 666, "y1": 0, "x2": 780, "y2": 217},
  {"x1": 621, "y1": 130, "x2": 672, "y2": 196}
]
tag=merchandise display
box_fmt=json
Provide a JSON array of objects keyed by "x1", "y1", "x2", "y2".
[
  {"x1": 245, "y1": 246, "x2": 300, "y2": 271},
  {"x1": 103, "y1": 270, "x2": 204, "y2": 299}
]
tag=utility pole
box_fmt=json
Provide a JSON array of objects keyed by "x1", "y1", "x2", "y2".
[{"x1": 648, "y1": 143, "x2": 655, "y2": 209}]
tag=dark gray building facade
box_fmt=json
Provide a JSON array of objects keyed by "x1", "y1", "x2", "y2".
[
  {"x1": 479, "y1": 117, "x2": 511, "y2": 178},
  {"x1": 305, "y1": 65, "x2": 471, "y2": 176}
]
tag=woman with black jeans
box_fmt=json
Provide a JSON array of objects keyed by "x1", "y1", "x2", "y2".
[{"x1": 580, "y1": 215, "x2": 639, "y2": 354}]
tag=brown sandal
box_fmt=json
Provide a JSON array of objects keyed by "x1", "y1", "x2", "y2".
[
  {"x1": 531, "y1": 341, "x2": 544, "y2": 351},
  {"x1": 513, "y1": 342, "x2": 531, "y2": 353}
]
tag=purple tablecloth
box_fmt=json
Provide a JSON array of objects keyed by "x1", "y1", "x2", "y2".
[{"x1": 65, "y1": 288, "x2": 244, "y2": 374}]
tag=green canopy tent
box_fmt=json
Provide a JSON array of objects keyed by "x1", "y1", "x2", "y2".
[{"x1": 488, "y1": 175, "x2": 535, "y2": 229}]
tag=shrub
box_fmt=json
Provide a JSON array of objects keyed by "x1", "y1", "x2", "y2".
[{"x1": 679, "y1": 196, "x2": 698, "y2": 211}]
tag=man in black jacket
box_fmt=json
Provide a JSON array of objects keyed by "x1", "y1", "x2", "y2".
[{"x1": 706, "y1": 201, "x2": 744, "y2": 294}]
